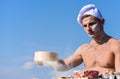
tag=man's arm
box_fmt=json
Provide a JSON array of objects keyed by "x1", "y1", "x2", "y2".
[
  {"x1": 112, "y1": 40, "x2": 120, "y2": 73},
  {"x1": 51, "y1": 46, "x2": 84, "y2": 71}
]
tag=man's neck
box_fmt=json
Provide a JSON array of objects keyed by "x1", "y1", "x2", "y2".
[{"x1": 92, "y1": 32, "x2": 111, "y2": 45}]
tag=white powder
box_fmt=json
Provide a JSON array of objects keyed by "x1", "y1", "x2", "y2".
[
  {"x1": 92, "y1": 23, "x2": 100, "y2": 32},
  {"x1": 41, "y1": 61, "x2": 68, "y2": 71}
]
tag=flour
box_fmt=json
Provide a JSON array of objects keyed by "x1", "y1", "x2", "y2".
[
  {"x1": 43, "y1": 61, "x2": 68, "y2": 71},
  {"x1": 92, "y1": 23, "x2": 100, "y2": 32}
]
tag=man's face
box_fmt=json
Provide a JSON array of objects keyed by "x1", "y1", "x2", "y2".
[{"x1": 81, "y1": 16, "x2": 103, "y2": 38}]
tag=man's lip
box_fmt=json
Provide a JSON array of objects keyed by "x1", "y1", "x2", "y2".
[{"x1": 88, "y1": 32, "x2": 94, "y2": 35}]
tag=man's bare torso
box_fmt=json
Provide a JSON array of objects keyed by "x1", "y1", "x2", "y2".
[
  {"x1": 59, "y1": 37, "x2": 120, "y2": 74},
  {"x1": 80, "y1": 38, "x2": 117, "y2": 74}
]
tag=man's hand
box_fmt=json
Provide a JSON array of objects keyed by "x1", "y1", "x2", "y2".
[{"x1": 37, "y1": 62, "x2": 44, "y2": 66}]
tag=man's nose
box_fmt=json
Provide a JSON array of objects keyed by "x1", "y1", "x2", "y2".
[{"x1": 86, "y1": 25, "x2": 91, "y2": 30}]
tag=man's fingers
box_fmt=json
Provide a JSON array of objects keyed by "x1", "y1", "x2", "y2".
[{"x1": 37, "y1": 62, "x2": 43, "y2": 66}]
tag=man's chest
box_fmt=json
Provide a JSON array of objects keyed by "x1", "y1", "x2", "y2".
[{"x1": 81, "y1": 45, "x2": 114, "y2": 68}]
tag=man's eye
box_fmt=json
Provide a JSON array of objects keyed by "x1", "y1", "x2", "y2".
[
  {"x1": 83, "y1": 25, "x2": 87, "y2": 27},
  {"x1": 89, "y1": 22, "x2": 96, "y2": 26}
]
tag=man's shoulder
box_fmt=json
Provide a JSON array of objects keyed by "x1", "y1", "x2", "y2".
[
  {"x1": 74, "y1": 43, "x2": 89, "y2": 55},
  {"x1": 77, "y1": 43, "x2": 90, "y2": 52},
  {"x1": 79, "y1": 43, "x2": 90, "y2": 49},
  {"x1": 109, "y1": 38, "x2": 120, "y2": 52},
  {"x1": 109, "y1": 38, "x2": 120, "y2": 45}
]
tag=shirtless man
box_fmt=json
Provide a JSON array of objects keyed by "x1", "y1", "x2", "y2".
[{"x1": 37, "y1": 4, "x2": 120, "y2": 76}]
